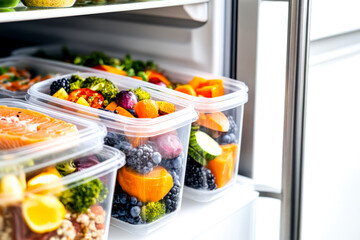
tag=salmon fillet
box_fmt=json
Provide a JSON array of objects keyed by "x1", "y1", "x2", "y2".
[{"x1": 0, "y1": 105, "x2": 78, "y2": 150}]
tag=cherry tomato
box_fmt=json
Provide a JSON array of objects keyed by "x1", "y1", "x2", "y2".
[{"x1": 68, "y1": 88, "x2": 104, "y2": 108}]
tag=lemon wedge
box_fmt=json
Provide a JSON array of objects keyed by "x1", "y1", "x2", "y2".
[
  {"x1": 27, "y1": 172, "x2": 63, "y2": 194},
  {"x1": 0, "y1": 174, "x2": 24, "y2": 203},
  {"x1": 22, "y1": 194, "x2": 65, "y2": 233}
]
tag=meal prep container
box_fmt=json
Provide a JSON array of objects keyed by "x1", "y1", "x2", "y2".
[
  {"x1": 0, "y1": 56, "x2": 99, "y2": 99},
  {"x1": 0, "y1": 145, "x2": 125, "y2": 240},
  {"x1": 155, "y1": 68, "x2": 248, "y2": 202},
  {"x1": 0, "y1": 99, "x2": 106, "y2": 166},
  {"x1": 26, "y1": 72, "x2": 198, "y2": 234},
  {"x1": 14, "y1": 44, "x2": 248, "y2": 201}
]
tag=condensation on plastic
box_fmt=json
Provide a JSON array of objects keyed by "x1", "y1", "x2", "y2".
[
  {"x1": 0, "y1": 56, "x2": 99, "y2": 99},
  {"x1": 0, "y1": 146, "x2": 125, "y2": 240},
  {"x1": 0, "y1": 99, "x2": 107, "y2": 171},
  {"x1": 27, "y1": 72, "x2": 197, "y2": 138}
]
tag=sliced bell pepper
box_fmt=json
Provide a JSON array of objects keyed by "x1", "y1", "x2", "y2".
[
  {"x1": 146, "y1": 70, "x2": 171, "y2": 87},
  {"x1": 68, "y1": 88, "x2": 104, "y2": 108}
]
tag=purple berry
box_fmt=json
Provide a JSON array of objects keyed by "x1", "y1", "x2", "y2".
[
  {"x1": 116, "y1": 90, "x2": 138, "y2": 110},
  {"x1": 74, "y1": 155, "x2": 100, "y2": 171}
]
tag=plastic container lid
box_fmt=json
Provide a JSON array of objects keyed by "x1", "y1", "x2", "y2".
[
  {"x1": 27, "y1": 72, "x2": 198, "y2": 138},
  {"x1": 0, "y1": 56, "x2": 96, "y2": 99},
  {"x1": 0, "y1": 99, "x2": 107, "y2": 170}
]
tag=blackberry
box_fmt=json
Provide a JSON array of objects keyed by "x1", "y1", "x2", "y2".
[
  {"x1": 163, "y1": 184, "x2": 180, "y2": 214},
  {"x1": 104, "y1": 132, "x2": 127, "y2": 147},
  {"x1": 185, "y1": 157, "x2": 217, "y2": 190},
  {"x1": 50, "y1": 78, "x2": 70, "y2": 95},
  {"x1": 112, "y1": 190, "x2": 143, "y2": 225},
  {"x1": 126, "y1": 144, "x2": 162, "y2": 174}
]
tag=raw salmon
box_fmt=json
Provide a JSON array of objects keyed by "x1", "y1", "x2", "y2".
[{"x1": 0, "y1": 106, "x2": 78, "y2": 150}]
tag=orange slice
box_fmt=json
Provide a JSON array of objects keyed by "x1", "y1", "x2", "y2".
[{"x1": 27, "y1": 173, "x2": 63, "y2": 195}]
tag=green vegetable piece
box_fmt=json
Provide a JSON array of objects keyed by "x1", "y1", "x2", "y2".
[
  {"x1": 137, "y1": 71, "x2": 148, "y2": 82},
  {"x1": 59, "y1": 178, "x2": 108, "y2": 213},
  {"x1": 55, "y1": 160, "x2": 76, "y2": 176},
  {"x1": 127, "y1": 68, "x2": 135, "y2": 77},
  {"x1": 69, "y1": 75, "x2": 85, "y2": 92},
  {"x1": 0, "y1": 67, "x2": 9, "y2": 75},
  {"x1": 140, "y1": 201, "x2": 166, "y2": 223},
  {"x1": 124, "y1": 54, "x2": 133, "y2": 70},
  {"x1": 132, "y1": 87, "x2": 151, "y2": 101},
  {"x1": 189, "y1": 129, "x2": 222, "y2": 161},
  {"x1": 81, "y1": 76, "x2": 118, "y2": 107}
]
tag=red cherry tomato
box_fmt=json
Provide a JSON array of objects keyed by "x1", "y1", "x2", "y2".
[{"x1": 68, "y1": 88, "x2": 104, "y2": 108}]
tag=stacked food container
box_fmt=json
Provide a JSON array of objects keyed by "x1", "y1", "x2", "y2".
[
  {"x1": 26, "y1": 72, "x2": 197, "y2": 233},
  {"x1": 0, "y1": 99, "x2": 125, "y2": 239},
  {"x1": 8, "y1": 44, "x2": 248, "y2": 234}
]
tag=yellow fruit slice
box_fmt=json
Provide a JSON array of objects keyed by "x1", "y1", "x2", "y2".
[
  {"x1": 52, "y1": 88, "x2": 69, "y2": 100},
  {"x1": 27, "y1": 173, "x2": 63, "y2": 194},
  {"x1": 0, "y1": 174, "x2": 24, "y2": 203},
  {"x1": 22, "y1": 195, "x2": 65, "y2": 234}
]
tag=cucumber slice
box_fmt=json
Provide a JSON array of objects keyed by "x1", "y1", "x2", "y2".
[
  {"x1": 190, "y1": 131, "x2": 222, "y2": 161},
  {"x1": 188, "y1": 146, "x2": 207, "y2": 166}
]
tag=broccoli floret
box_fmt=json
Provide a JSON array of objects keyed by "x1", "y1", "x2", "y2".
[
  {"x1": 81, "y1": 76, "x2": 118, "y2": 106},
  {"x1": 132, "y1": 87, "x2": 151, "y2": 101},
  {"x1": 56, "y1": 160, "x2": 76, "y2": 176},
  {"x1": 69, "y1": 75, "x2": 85, "y2": 92},
  {"x1": 140, "y1": 201, "x2": 166, "y2": 223},
  {"x1": 72, "y1": 51, "x2": 121, "y2": 68},
  {"x1": 59, "y1": 178, "x2": 108, "y2": 213}
]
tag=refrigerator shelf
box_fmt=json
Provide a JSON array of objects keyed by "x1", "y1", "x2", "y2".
[{"x1": 0, "y1": 0, "x2": 208, "y2": 24}]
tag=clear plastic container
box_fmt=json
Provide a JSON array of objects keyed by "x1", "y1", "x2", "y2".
[
  {"x1": 0, "y1": 145, "x2": 125, "y2": 240},
  {"x1": 0, "y1": 99, "x2": 106, "y2": 167},
  {"x1": 152, "y1": 67, "x2": 248, "y2": 202},
  {"x1": 26, "y1": 72, "x2": 198, "y2": 234},
  {"x1": 0, "y1": 56, "x2": 98, "y2": 99}
]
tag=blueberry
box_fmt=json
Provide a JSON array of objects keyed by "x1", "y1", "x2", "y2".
[
  {"x1": 130, "y1": 206, "x2": 141, "y2": 218},
  {"x1": 130, "y1": 196, "x2": 137, "y2": 205},
  {"x1": 152, "y1": 152, "x2": 161, "y2": 165},
  {"x1": 120, "y1": 193, "x2": 128, "y2": 204},
  {"x1": 128, "y1": 109, "x2": 137, "y2": 117},
  {"x1": 172, "y1": 155, "x2": 182, "y2": 169}
]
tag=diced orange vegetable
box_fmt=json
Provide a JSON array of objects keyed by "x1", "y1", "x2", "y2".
[
  {"x1": 134, "y1": 100, "x2": 159, "y2": 118},
  {"x1": 126, "y1": 135, "x2": 148, "y2": 148},
  {"x1": 195, "y1": 86, "x2": 214, "y2": 98},
  {"x1": 175, "y1": 85, "x2": 197, "y2": 96},
  {"x1": 132, "y1": 76, "x2": 143, "y2": 80},
  {"x1": 197, "y1": 112, "x2": 230, "y2": 132},
  {"x1": 105, "y1": 101, "x2": 117, "y2": 111},
  {"x1": 207, "y1": 144, "x2": 238, "y2": 188},
  {"x1": 156, "y1": 101, "x2": 175, "y2": 115},
  {"x1": 198, "y1": 79, "x2": 223, "y2": 88},
  {"x1": 115, "y1": 106, "x2": 135, "y2": 118},
  {"x1": 93, "y1": 65, "x2": 127, "y2": 76},
  {"x1": 118, "y1": 166, "x2": 173, "y2": 202},
  {"x1": 146, "y1": 70, "x2": 171, "y2": 87},
  {"x1": 188, "y1": 76, "x2": 206, "y2": 89},
  {"x1": 211, "y1": 84, "x2": 224, "y2": 97}
]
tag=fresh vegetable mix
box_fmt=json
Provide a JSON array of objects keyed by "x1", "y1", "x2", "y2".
[
  {"x1": 0, "y1": 66, "x2": 52, "y2": 92},
  {"x1": 50, "y1": 75, "x2": 176, "y2": 119},
  {"x1": 0, "y1": 155, "x2": 110, "y2": 240},
  {"x1": 163, "y1": 74, "x2": 240, "y2": 192},
  {"x1": 175, "y1": 76, "x2": 225, "y2": 98},
  {"x1": 106, "y1": 129, "x2": 186, "y2": 225}
]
